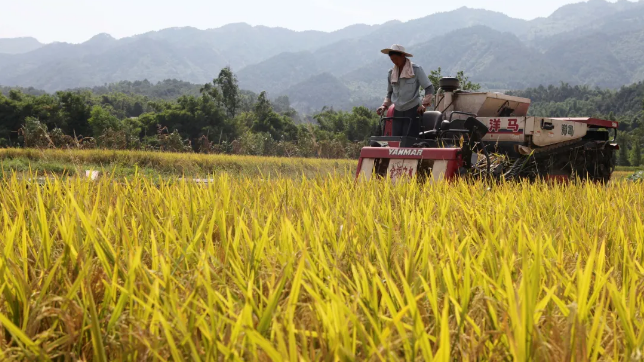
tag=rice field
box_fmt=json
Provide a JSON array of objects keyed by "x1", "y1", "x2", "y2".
[
  {"x1": 0, "y1": 148, "x2": 356, "y2": 179},
  {"x1": 0, "y1": 157, "x2": 644, "y2": 360}
]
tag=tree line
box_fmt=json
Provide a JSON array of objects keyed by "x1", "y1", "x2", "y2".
[{"x1": 0, "y1": 68, "x2": 380, "y2": 158}]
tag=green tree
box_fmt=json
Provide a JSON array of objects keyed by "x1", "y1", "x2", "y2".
[
  {"x1": 251, "y1": 92, "x2": 296, "y2": 140},
  {"x1": 619, "y1": 137, "x2": 631, "y2": 166},
  {"x1": 57, "y1": 91, "x2": 92, "y2": 136},
  {"x1": 199, "y1": 82, "x2": 222, "y2": 106},
  {"x1": 88, "y1": 105, "x2": 121, "y2": 137},
  {"x1": 347, "y1": 106, "x2": 379, "y2": 141},
  {"x1": 631, "y1": 137, "x2": 642, "y2": 167},
  {"x1": 215, "y1": 67, "x2": 241, "y2": 118},
  {"x1": 314, "y1": 106, "x2": 379, "y2": 142},
  {"x1": 122, "y1": 117, "x2": 143, "y2": 140},
  {"x1": 232, "y1": 111, "x2": 258, "y2": 136},
  {"x1": 428, "y1": 68, "x2": 481, "y2": 92},
  {"x1": 254, "y1": 91, "x2": 272, "y2": 120}
]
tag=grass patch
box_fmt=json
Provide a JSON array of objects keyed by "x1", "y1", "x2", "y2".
[{"x1": 615, "y1": 166, "x2": 644, "y2": 172}]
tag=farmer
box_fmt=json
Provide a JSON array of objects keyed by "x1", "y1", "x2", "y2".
[{"x1": 376, "y1": 44, "x2": 434, "y2": 137}]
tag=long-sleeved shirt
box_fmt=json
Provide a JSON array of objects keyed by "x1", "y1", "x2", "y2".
[{"x1": 386, "y1": 63, "x2": 434, "y2": 112}]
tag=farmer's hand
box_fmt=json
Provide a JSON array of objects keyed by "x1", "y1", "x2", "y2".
[
  {"x1": 422, "y1": 95, "x2": 433, "y2": 109},
  {"x1": 376, "y1": 106, "x2": 387, "y2": 116},
  {"x1": 417, "y1": 105, "x2": 426, "y2": 115}
]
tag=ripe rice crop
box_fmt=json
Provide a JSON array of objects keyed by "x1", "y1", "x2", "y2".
[
  {"x1": 0, "y1": 148, "x2": 356, "y2": 178},
  {"x1": 0, "y1": 171, "x2": 643, "y2": 361}
]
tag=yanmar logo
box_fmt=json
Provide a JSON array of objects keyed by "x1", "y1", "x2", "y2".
[{"x1": 388, "y1": 149, "x2": 423, "y2": 156}]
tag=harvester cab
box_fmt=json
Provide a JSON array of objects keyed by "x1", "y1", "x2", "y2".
[{"x1": 356, "y1": 77, "x2": 619, "y2": 183}]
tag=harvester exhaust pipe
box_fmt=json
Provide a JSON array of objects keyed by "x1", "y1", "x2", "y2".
[{"x1": 438, "y1": 77, "x2": 460, "y2": 115}]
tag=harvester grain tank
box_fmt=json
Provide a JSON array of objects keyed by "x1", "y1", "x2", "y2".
[{"x1": 356, "y1": 77, "x2": 619, "y2": 182}]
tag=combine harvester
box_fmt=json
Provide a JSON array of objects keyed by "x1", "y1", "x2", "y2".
[{"x1": 356, "y1": 77, "x2": 619, "y2": 183}]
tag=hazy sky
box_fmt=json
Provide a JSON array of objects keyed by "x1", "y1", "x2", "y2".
[{"x1": 0, "y1": 0, "x2": 626, "y2": 44}]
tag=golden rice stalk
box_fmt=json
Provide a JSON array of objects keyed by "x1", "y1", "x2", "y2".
[{"x1": 0, "y1": 166, "x2": 641, "y2": 360}]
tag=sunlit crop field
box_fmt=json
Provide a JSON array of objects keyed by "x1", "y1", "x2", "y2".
[
  {"x1": 1, "y1": 171, "x2": 644, "y2": 361},
  {"x1": 0, "y1": 148, "x2": 356, "y2": 179}
]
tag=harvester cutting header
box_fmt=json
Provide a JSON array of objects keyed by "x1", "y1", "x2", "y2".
[{"x1": 356, "y1": 44, "x2": 619, "y2": 183}]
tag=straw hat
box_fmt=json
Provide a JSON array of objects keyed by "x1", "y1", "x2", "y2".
[{"x1": 380, "y1": 44, "x2": 413, "y2": 57}]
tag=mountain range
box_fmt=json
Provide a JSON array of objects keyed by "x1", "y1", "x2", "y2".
[{"x1": 1, "y1": 0, "x2": 644, "y2": 113}]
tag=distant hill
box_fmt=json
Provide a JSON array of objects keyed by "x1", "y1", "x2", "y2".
[
  {"x1": 345, "y1": 26, "x2": 570, "y2": 96},
  {"x1": 552, "y1": 35, "x2": 629, "y2": 87},
  {"x1": 237, "y1": 51, "x2": 322, "y2": 96},
  {"x1": 129, "y1": 23, "x2": 382, "y2": 71},
  {"x1": 523, "y1": 0, "x2": 643, "y2": 41},
  {"x1": 239, "y1": 1, "x2": 644, "y2": 111},
  {"x1": 283, "y1": 73, "x2": 353, "y2": 114},
  {"x1": 1, "y1": 0, "x2": 644, "y2": 113},
  {"x1": 0, "y1": 37, "x2": 43, "y2": 54},
  {"x1": 0, "y1": 22, "x2": 385, "y2": 93},
  {"x1": 0, "y1": 37, "x2": 229, "y2": 90},
  {"x1": 299, "y1": 7, "x2": 532, "y2": 79}
]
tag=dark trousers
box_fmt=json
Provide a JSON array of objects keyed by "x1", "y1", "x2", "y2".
[{"x1": 392, "y1": 107, "x2": 420, "y2": 137}]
